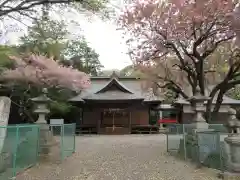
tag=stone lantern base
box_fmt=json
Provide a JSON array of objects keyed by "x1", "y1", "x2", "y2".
[
  {"x1": 191, "y1": 121, "x2": 209, "y2": 130},
  {"x1": 158, "y1": 124, "x2": 168, "y2": 133},
  {"x1": 223, "y1": 135, "x2": 240, "y2": 180},
  {"x1": 38, "y1": 123, "x2": 59, "y2": 161}
]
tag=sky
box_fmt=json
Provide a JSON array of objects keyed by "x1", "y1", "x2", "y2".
[
  {"x1": 1, "y1": 4, "x2": 132, "y2": 71},
  {"x1": 78, "y1": 17, "x2": 132, "y2": 70}
]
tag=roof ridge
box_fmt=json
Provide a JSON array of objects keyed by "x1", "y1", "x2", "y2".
[{"x1": 95, "y1": 78, "x2": 134, "y2": 94}]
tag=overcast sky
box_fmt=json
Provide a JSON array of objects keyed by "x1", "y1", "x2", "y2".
[
  {"x1": 78, "y1": 16, "x2": 132, "y2": 70},
  {"x1": 1, "y1": 3, "x2": 132, "y2": 70}
]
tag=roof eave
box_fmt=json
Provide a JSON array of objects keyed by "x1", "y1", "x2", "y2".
[
  {"x1": 82, "y1": 98, "x2": 144, "y2": 101},
  {"x1": 68, "y1": 97, "x2": 85, "y2": 103},
  {"x1": 95, "y1": 78, "x2": 134, "y2": 94}
]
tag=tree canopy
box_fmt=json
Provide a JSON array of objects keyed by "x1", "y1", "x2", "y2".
[
  {"x1": 16, "y1": 17, "x2": 103, "y2": 75},
  {"x1": 0, "y1": 0, "x2": 109, "y2": 17},
  {"x1": 119, "y1": 0, "x2": 240, "y2": 115},
  {"x1": 62, "y1": 39, "x2": 103, "y2": 75},
  {"x1": 1, "y1": 55, "x2": 91, "y2": 91}
]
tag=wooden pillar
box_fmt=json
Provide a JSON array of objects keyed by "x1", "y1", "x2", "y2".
[
  {"x1": 97, "y1": 108, "x2": 102, "y2": 134},
  {"x1": 80, "y1": 107, "x2": 84, "y2": 125},
  {"x1": 129, "y1": 110, "x2": 132, "y2": 134},
  {"x1": 97, "y1": 113, "x2": 100, "y2": 134},
  {"x1": 159, "y1": 110, "x2": 163, "y2": 128}
]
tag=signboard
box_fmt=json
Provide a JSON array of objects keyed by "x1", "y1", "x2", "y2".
[{"x1": 50, "y1": 119, "x2": 64, "y2": 125}]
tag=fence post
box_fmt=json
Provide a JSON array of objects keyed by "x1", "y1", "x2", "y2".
[
  {"x1": 218, "y1": 131, "x2": 224, "y2": 172},
  {"x1": 166, "y1": 132, "x2": 169, "y2": 152},
  {"x1": 197, "y1": 132, "x2": 201, "y2": 165},
  {"x1": 183, "y1": 124, "x2": 187, "y2": 160},
  {"x1": 73, "y1": 123, "x2": 76, "y2": 153},
  {"x1": 35, "y1": 125, "x2": 40, "y2": 163},
  {"x1": 12, "y1": 126, "x2": 19, "y2": 178},
  {"x1": 60, "y1": 124, "x2": 64, "y2": 162}
]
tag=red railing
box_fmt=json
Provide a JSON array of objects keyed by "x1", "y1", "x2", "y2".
[{"x1": 158, "y1": 118, "x2": 177, "y2": 124}]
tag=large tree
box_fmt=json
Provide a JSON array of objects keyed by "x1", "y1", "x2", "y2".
[
  {"x1": 0, "y1": 0, "x2": 110, "y2": 43},
  {"x1": 17, "y1": 17, "x2": 103, "y2": 75},
  {"x1": 232, "y1": 3, "x2": 240, "y2": 44},
  {"x1": 62, "y1": 39, "x2": 103, "y2": 75},
  {"x1": 0, "y1": 54, "x2": 90, "y2": 122},
  {"x1": 18, "y1": 18, "x2": 67, "y2": 60},
  {"x1": 0, "y1": 0, "x2": 108, "y2": 17},
  {"x1": 119, "y1": 0, "x2": 240, "y2": 116}
]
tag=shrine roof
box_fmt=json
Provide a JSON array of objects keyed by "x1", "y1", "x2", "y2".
[
  {"x1": 173, "y1": 85, "x2": 240, "y2": 105},
  {"x1": 174, "y1": 95, "x2": 240, "y2": 105},
  {"x1": 69, "y1": 72, "x2": 162, "y2": 102}
]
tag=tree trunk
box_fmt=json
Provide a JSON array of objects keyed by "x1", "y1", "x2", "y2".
[
  {"x1": 205, "y1": 97, "x2": 214, "y2": 122},
  {"x1": 213, "y1": 90, "x2": 225, "y2": 113},
  {"x1": 205, "y1": 84, "x2": 223, "y2": 121}
]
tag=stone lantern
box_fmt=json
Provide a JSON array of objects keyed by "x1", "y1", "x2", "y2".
[
  {"x1": 183, "y1": 87, "x2": 212, "y2": 160},
  {"x1": 31, "y1": 88, "x2": 50, "y2": 124},
  {"x1": 224, "y1": 108, "x2": 240, "y2": 179},
  {"x1": 31, "y1": 88, "x2": 55, "y2": 158},
  {"x1": 188, "y1": 86, "x2": 210, "y2": 130}
]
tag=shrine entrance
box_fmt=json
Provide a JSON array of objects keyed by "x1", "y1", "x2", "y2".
[{"x1": 99, "y1": 108, "x2": 131, "y2": 134}]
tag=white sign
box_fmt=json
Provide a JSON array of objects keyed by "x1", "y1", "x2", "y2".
[{"x1": 50, "y1": 119, "x2": 64, "y2": 125}]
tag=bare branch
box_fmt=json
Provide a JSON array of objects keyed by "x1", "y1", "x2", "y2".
[
  {"x1": 202, "y1": 36, "x2": 234, "y2": 59},
  {"x1": 156, "y1": 75, "x2": 189, "y2": 99}
]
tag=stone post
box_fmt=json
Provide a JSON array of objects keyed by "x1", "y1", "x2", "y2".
[
  {"x1": 158, "y1": 109, "x2": 168, "y2": 133},
  {"x1": 223, "y1": 108, "x2": 240, "y2": 179},
  {"x1": 31, "y1": 88, "x2": 56, "y2": 160},
  {"x1": 182, "y1": 87, "x2": 213, "y2": 161},
  {"x1": 188, "y1": 87, "x2": 209, "y2": 130},
  {"x1": 0, "y1": 97, "x2": 11, "y2": 172}
]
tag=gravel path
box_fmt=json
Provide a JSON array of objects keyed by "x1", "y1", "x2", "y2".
[{"x1": 17, "y1": 135, "x2": 220, "y2": 180}]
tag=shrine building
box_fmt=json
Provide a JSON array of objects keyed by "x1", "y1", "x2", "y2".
[{"x1": 69, "y1": 72, "x2": 162, "y2": 134}]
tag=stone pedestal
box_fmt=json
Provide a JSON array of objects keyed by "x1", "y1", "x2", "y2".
[
  {"x1": 225, "y1": 135, "x2": 240, "y2": 172},
  {"x1": 223, "y1": 108, "x2": 240, "y2": 179},
  {"x1": 180, "y1": 87, "x2": 211, "y2": 161},
  {"x1": 190, "y1": 122, "x2": 209, "y2": 129},
  {"x1": 37, "y1": 123, "x2": 57, "y2": 156},
  {"x1": 184, "y1": 128, "x2": 214, "y2": 160},
  {"x1": 159, "y1": 124, "x2": 168, "y2": 133},
  {"x1": 31, "y1": 88, "x2": 57, "y2": 161},
  {"x1": 188, "y1": 87, "x2": 210, "y2": 129}
]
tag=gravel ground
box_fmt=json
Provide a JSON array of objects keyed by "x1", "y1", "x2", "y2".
[{"x1": 16, "y1": 134, "x2": 220, "y2": 180}]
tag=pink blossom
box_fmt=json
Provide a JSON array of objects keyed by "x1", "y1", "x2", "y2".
[
  {"x1": 232, "y1": 3, "x2": 240, "y2": 45},
  {"x1": 2, "y1": 55, "x2": 91, "y2": 92},
  {"x1": 119, "y1": 0, "x2": 236, "y2": 63}
]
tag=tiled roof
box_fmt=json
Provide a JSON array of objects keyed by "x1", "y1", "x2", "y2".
[
  {"x1": 69, "y1": 73, "x2": 162, "y2": 102},
  {"x1": 82, "y1": 91, "x2": 143, "y2": 101},
  {"x1": 95, "y1": 78, "x2": 134, "y2": 94},
  {"x1": 174, "y1": 94, "x2": 240, "y2": 105}
]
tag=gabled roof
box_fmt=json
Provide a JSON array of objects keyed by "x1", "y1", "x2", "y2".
[
  {"x1": 95, "y1": 78, "x2": 134, "y2": 94},
  {"x1": 69, "y1": 72, "x2": 162, "y2": 103},
  {"x1": 82, "y1": 91, "x2": 143, "y2": 101},
  {"x1": 82, "y1": 77, "x2": 143, "y2": 101}
]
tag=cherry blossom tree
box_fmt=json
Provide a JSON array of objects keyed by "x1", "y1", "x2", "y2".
[
  {"x1": 232, "y1": 3, "x2": 240, "y2": 44},
  {"x1": 119, "y1": 0, "x2": 240, "y2": 115},
  {"x1": 1, "y1": 54, "x2": 91, "y2": 92}
]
